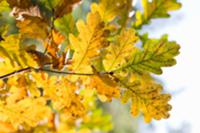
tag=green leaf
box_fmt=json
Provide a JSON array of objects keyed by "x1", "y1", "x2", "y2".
[
  {"x1": 118, "y1": 35, "x2": 180, "y2": 74},
  {"x1": 36, "y1": 0, "x2": 61, "y2": 10},
  {"x1": 54, "y1": 14, "x2": 75, "y2": 37},
  {"x1": 0, "y1": 35, "x2": 38, "y2": 77},
  {"x1": 80, "y1": 109, "x2": 113, "y2": 131},
  {"x1": 0, "y1": 0, "x2": 10, "y2": 13},
  {"x1": 0, "y1": 0, "x2": 16, "y2": 36}
]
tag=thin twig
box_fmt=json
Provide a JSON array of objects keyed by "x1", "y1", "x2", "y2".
[
  {"x1": 37, "y1": 68, "x2": 95, "y2": 76},
  {"x1": 0, "y1": 67, "x2": 32, "y2": 80},
  {"x1": 0, "y1": 67, "x2": 95, "y2": 80}
]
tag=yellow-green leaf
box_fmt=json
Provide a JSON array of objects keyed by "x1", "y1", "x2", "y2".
[
  {"x1": 0, "y1": 0, "x2": 10, "y2": 12},
  {"x1": 119, "y1": 35, "x2": 180, "y2": 74},
  {"x1": 0, "y1": 35, "x2": 38, "y2": 77},
  {"x1": 121, "y1": 73, "x2": 172, "y2": 123},
  {"x1": 134, "y1": 0, "x2": 182, "y2": 28}
]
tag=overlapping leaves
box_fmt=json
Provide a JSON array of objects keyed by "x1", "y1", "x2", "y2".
[
  {"x1": 0, "y1": 72, "x2": 112, "y2": 132},
  {"x1": 0, "y1": 0, "x2": 182, "y2": 132},
  {"x1": 0, "y1": 97, "x2": 51, "y2": 129},
  {"x1": 0, "y1": 35, "x2": 38, "y2": 77},
  {"x1": 38, "y1": 0, "x2": 81, "y2": 18}
]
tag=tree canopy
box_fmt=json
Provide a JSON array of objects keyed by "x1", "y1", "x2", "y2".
[{"x1": 0, "y1": 0, "x2": 181, "y2": 132}]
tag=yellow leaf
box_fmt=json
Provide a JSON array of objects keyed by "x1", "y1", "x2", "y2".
[
  {"x1": 0, "y1": 121, "x2": 15, "y2": 133},
  {"x1": 90, "y1": 74, "x2": 120, "y2": 102},
  {"x1": 0, "y1": 97, "x2": 51, "y2": 130},
  {"x1": 69, "y1": 11, "x2": 109, "y2": 73},
  {"x1": 0, "y1": 79, "x2": 4, "y2": 88},
  {"x1": 32, "y1": 72, "x2": 86, "y2": 118},
  {"x1": 121, "y1": 73, "x2": 172, "y2": 123},
  {"x1": 52, "y1": 30, "x2": 65, "y2": 45},
  {"x1": 0, "y1": 35, "x2": 38, "y2": 77},
  {"x1": 16, "y1": 16, "x2": 48, "y2": 40},
  {"x1": 91, "y1": 0, "x2": 133, "y2": 23},
  {"x1": 103, "y1": 29, "x2": 138, "y2": 71}
]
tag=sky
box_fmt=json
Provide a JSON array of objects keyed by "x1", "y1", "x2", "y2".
[{"x1": 138, "y1": 0, "x2": 200, "y2": 133}]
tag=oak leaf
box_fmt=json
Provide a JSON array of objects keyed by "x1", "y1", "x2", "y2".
[
  {"x1": 0, "y1": 97, "x2": 51, "y2": 130},
  {"x1": 134, "y1": 0, "x2": 182, "y2": 28},
  {"x1": 121, "y1": 73, "x2": 172, "y2": 123},
  {"x1": 103, "y1": 29, "x2": 138, "y2": 71},
  {"x1": 118, "y1": 35, "x2": 180, "y2": 74},
  {"x1": 91, "y1": 0, "x2": 133, "y2": 23},
  {"x1": 0, "y1": 35, "x2": 38, "y2": 77},
  {"x1": 90, "y1": 74, "x2": 120, "y2": 102},
  {"x1": 16, "y1": 16, "x2": 48, "y2": 40},
  {"x1": 69, "y1": 11, "x2": 109, "y2": 73}
]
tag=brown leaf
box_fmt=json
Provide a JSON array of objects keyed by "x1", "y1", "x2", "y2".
[
  {"x1": 52, "y1": 53, "x2": 67, "y2": 70},
  {"x1": 27, "y1": 50, "x2": 51, "y2": 67},
  {"x1": 7, "y1": 0, "x2": 32, "y2": 8},
  {"x1": 10, "y1": 6, "x2": 42, "y2": 20},
  {"x1": 55, "y1": 0, "x2": 81, "y2": 18},
  {"x1": 16, "y1": 16, "x2": 48, "y2": 40}
]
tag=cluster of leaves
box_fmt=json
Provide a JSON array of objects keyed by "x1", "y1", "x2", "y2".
[{"x1": 0, "y1": 0, "x2": 181, "y2": 132}]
